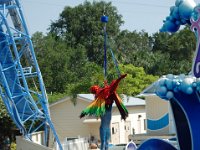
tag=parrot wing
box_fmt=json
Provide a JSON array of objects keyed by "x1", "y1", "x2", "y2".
[
  {"x1": 80, "y1": 89, "x2": 108, "y2": 118},
  {"x1": 113, "y1": 92, "x2": 128, "y2": 120}
]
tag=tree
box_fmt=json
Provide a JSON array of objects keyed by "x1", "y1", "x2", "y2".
[
  {"x1": 103, "y1": 64, "x2": 158, "y2": 96},
  {"x1": 32, "y1": 33, "x2": 71, "y2": 93},
  {"x1": 0, "y1": 98, "x2": 17, "y2": 148},
  {"x1": 49, "y1": 1, "x2": 124, "y2": 64},
  {"x1": 151, "y1": 26, "x2": 196, "y2": 75},
  {"x1": 32, "y1": 32, "x2": 104, "y2": 96},
  {"x1": 31, "y1": 2, "x2": 162, "y2": 100}
]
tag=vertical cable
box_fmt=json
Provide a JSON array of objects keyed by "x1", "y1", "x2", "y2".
[{"x1": 103, "y1": 24, "x2": 107, "y2": 79}]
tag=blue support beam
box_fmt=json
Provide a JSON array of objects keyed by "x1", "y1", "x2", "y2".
[{"x1": 0, "y1": 1, "x2": 63, "y2": 149}]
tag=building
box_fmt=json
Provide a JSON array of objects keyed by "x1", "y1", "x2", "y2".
[
  {"x1": 128, "y1": 81, "x2": 176, "y2": 146},
  {"x1": 140, "y1": 82, "x2": 176, "y2": 135},
  {"x1": 48, "y1": 94, "x2": 146, "y2": 146}
]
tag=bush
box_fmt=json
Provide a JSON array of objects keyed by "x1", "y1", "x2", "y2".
[{"x1": 10, "y1": 142, "x2": 16, "y2": 150}]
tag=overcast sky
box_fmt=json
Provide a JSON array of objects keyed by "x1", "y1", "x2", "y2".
[{"x1": 20, "y1": 0, "x2": 200, "y2": 35}]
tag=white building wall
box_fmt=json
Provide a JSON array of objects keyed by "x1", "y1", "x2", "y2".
[
  {"x1": 16, "y1": 136, "x2": 52, "y2": 150},
  {"x1": 111, "y1": 115, "x2": 125, "y2": 144},
  {"x1": 111, "y1": 105, "x2": 146, "y2": 144},
  {"x1": 49, "y1": 96, "x2": 146, "y2": 146},
  {"x1": 31, "y1": 131, "x2": 44, "y2": 145},
  {"x1": 127, "y1": 106, "x2": 146, "y2": 134},
  {"x1": 145, "y1": 95, "x2": 176, "y2": 135},
  {"x1": 87, "y1": 123, "x2": 100, "y2": 139},
  {"x1": 49, "y1": 97, "x2": 91, "y2": 146}
]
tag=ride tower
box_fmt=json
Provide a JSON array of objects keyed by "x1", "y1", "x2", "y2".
[{"x1": 0, "y1": 0, "x2": 62, "y2": 149}]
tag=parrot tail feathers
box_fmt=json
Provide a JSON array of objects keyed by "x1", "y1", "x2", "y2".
[
  {"x1": 116, "y1": 102, "x2": 128, "y2": 120},
  {"x1": 80, "y1": 98, "x2": 106, "y2": 118},
  {"x1": 114, "y1": 94, "x2": 129, "y2": 120}
]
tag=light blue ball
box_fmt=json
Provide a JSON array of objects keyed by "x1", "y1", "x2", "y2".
[
  {"x1": 186, "y1": 87, "x2": 193, "y2": 94},
  {"x1": 175, "y1": 20, "x2": 181, "y2": 25},
  {"x1": 166, "y1": 79, "x2": 174, "y2": 90},
  {"x1": 166, "y1": 16, "x2": 171, "y2": 21},
  {"x1": 181, "y1": 78, "x2": 194, "y2": 93},
  {"x1": 166, "y1": 91, "x2": 174, "y2": 99},
  {"x1": 170, "y1": 6, "x2": 175, "y2": 12},
  {"x1": 180, "y1": 18, "x2": 187, "y2": 24},
  {"x1": 175, "y1": 0, "x2": 183, "y2": 7},
  {"x1": 179, "y1": 74, "x2": 185, "y2": 79},
  {"x1": 197, "y1": 87, "x2": 200, "y2": 93},
  {"x1": 167, "y1": 74, "x2": 174, "y2": 79},
  {"x1": 169, "y1": 16, "x2": 175, "y2": 21},
  {"x1": 178, "y1": 0, "x2": 196, "y2": 20},
  {"x1": 197, "y1": 86, "x2": 200, "y2": 91},
  {"x1": 196, "y1": 78, "x2": 200, "y2": 84},
  {"x1": 192, "y1": 82, "x2": 197, "y2": 87},
  {"x1": 172, "y1": 79, "x2": 179, "y2": 86},
  {"x1": 172, "y1": 7, "x2": 180, "y2": 19},
  {"x1": 163, "y1": 21, "x2": 180, "y2": 32},
  {"x1": 173, "y1": 87, "x2": 179, "y2": 92},
  {"x1": 159, "y1": 78, "x2": 166, "y2": 86},
  {"x1": 157, "y1": 86, "x2": 167, "y2": 96}
]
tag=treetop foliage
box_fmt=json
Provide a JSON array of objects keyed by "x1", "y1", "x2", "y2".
[
  {"x1": 32, "y1": 1, "x2": 196, "y2": 99},
  {"x1": 1, "y1": 0, "x2": 198, "y2": 142}
]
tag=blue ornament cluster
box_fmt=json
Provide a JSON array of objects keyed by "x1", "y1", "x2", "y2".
[
  {"x1": 156, "y1": 74, "x2": 198, "y2": 100},
  {"x1": 160, "y1": 0, "x2": 196, "y2": 32}
]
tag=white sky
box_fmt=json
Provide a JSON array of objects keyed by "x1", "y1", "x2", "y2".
[{"x1": 20, "y1": 0, "x2": 200, "y2": 35}]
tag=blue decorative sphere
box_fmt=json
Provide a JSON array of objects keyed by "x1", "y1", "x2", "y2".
[
  {"x1": 157, "y1": 86, "x2": 167, "y2": 96},
  {"x1": 181, "y1": 78, "x2": 194, "y2": 94},
  {"x1": 167, "y1": 74, "x2": 174, "y2": 79},
  {"x1": 101, "y1": 15, "x2": 108, "y2": 23},
  {"x1": 166, "y1": 91, "x2": 174, "y2": 99},
  {"x1": 186, "y1": 87, "x2": 193, "y2": 94},
  {"x1": 159, "y1": 78, "x2": 166, "y2": 86},
  {"x1": 166, "y1": 79, "x2": 174, "y2": 90},
  {"x1": 178, "y1": 0, "x2": 196, "y2": 20},
  {"x1": 175, "y1": 0, "x2": 183, "y2": 7}
]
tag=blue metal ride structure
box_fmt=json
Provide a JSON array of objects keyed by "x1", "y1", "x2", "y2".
[{"x1": 0, "y1": 0, "x2": 62, "y2": 149}]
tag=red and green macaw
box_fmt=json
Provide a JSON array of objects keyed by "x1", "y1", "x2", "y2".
[{"x1": 80, "y1": 74, "x2": 128, "y2": 150}]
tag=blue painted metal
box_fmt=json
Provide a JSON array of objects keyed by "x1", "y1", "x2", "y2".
[
  {"x1": 0, "y1": 0, "x2": 12, "y2": 3},
  {"x1": 170, "y1": 96, "x2": 192, "y2": 150},
  {"x1": 0, "y1": 1, "x2": 62, "y2": 150},
  {"x1": 138, "y1": 2, "x2": 200, "y2": 149},
  {"x1": 147, "y1": 113, "x2": 169, "y2": 131},
  {"x1": 137, "y1": 138, "x2": 177, "y2": 150},
  {"x1": 191, "y1": 6, "x2": 200, "y2": 78},
  {"x1": 103, "y1": 25, "x2": 107, "y2": 79},
  {"x1": 151, "y1": 73, "x2": 200, "y2": 150}
]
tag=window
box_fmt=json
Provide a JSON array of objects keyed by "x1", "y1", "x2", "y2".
[
  {"x1": 112, "y1": 127, "x2": 115, "y2": 134},
  {"x1": 36, "y1": 134, "x2": 38, "y2": 142},
  {"x1": 144, "y1": 119, "x2": 147, "y2": 130}
]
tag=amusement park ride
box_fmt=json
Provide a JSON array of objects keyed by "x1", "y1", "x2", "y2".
[
  {"x1": 0, "y1": 0, "x2": 63, "y2": 150},
  {"x1": 1, "y1": 0, "x2": 200, "y2": 150}
]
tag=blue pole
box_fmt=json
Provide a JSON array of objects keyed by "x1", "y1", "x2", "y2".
[
  {"x1": 103, "y1": 25, "x2": 107, "y2": 78},
  {"x1": 101, "y1": 15, "x2": 108, "y2": 79}
]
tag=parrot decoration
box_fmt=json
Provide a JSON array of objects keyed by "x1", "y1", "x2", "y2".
[
  {"x1": 80, "y1": 74, "x2": 128, "y2": 150},
  {"x1": 79, "y1": 12, "x2": 129, "y2": 150}
]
